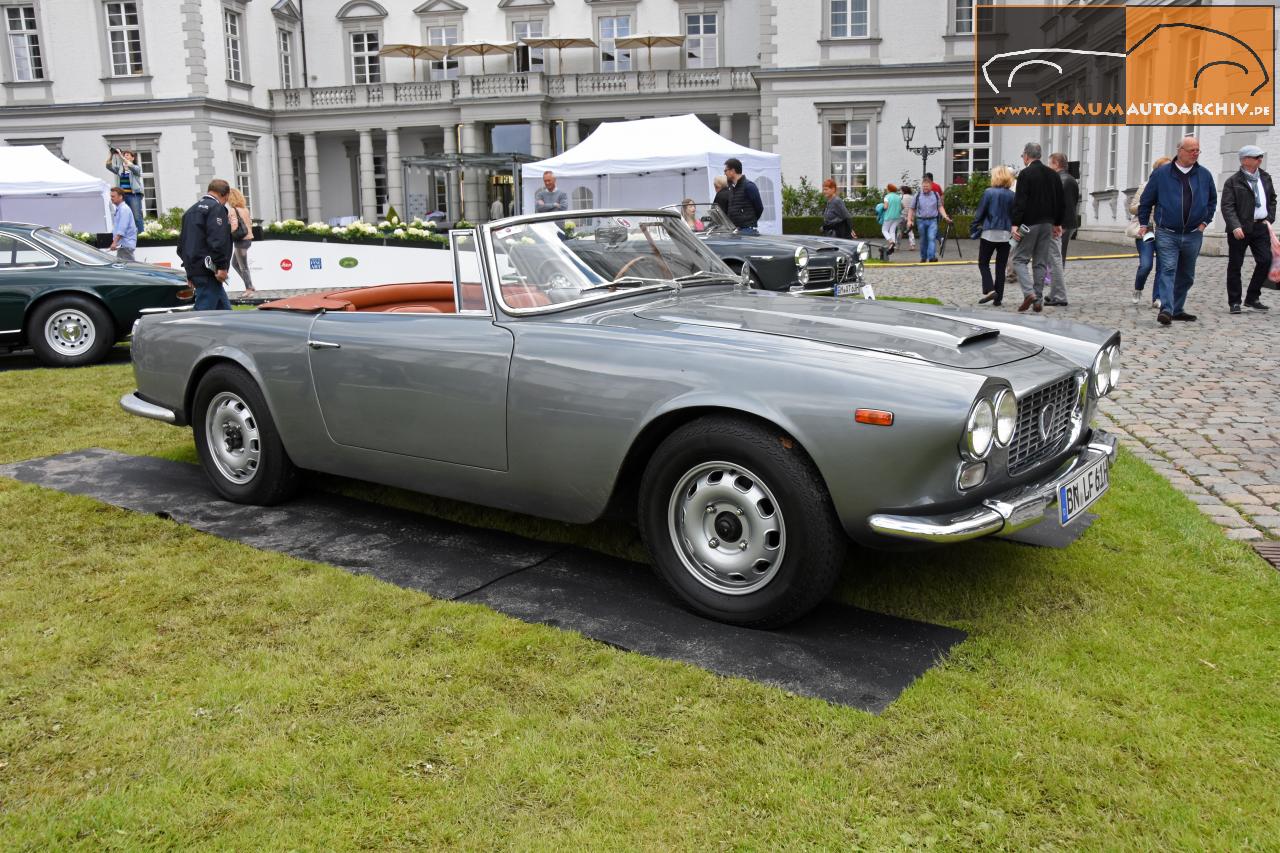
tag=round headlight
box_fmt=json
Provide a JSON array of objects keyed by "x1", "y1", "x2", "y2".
[
  {"x1": 857, "y1": 243, "x2": 870, "y2": 262},
  {"x1": 994, "y1": 389, "x2": 1017, "y2": 446},
  {"x1": 1093, "y1": 349, "x2": 1112, "y2": 396},
  {"x1": 794, "y1": 247, "x2": 809, "y2": 268},
  {"x1": 1107, "y1": 344, "x2": 1120, "y2": 390},
  {"x1": 965, "y1": 399, "x2": 995, "y2": 459}
]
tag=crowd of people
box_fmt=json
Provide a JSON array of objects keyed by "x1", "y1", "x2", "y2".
[{"x1": 863, "y1": 136, "x2": 1276, "y2": 324}]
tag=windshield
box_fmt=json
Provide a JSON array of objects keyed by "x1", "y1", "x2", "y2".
[
  {"x1": 663, "y1": 202, "x2": 736, "y2": 235},
  {"x1": 33, "y1": 228, "x2": 114, "y2": 266},
  {"x1": 487, "y1": 211, "x2": 737, "y2": 311}
]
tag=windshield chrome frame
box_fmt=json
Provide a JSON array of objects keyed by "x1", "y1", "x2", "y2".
[{"x1": 482, "y1": 208, "x2": 734, "y2": 317}]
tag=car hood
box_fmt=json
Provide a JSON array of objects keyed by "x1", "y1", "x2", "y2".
[
  {"x1": 701, "y1": 232, "x2": 851, "y2": 255},
  {"x1": 634, "y1": 292, "x2": 1042, "y2": 368}
]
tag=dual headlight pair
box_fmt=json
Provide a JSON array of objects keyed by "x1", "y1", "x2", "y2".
[
  {"x1": 1092, "y1": 343, "x2": 1121, "y2": 396},
  {"x1": 963, "y1": 388, "x2": 1018, "y2": 461}
]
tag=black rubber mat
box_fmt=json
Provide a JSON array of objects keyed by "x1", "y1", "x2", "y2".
[{"x1": 1, "y1": 449, "x2": 967, "y2": 711}]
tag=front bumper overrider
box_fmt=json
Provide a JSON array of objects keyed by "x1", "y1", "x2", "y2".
[{"x1": 867, "y1": 430, "x2": 1118, "y2": 543}]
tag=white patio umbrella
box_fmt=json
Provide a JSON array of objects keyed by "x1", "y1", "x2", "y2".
[
  {"x1": 447, "y1": 41, "x2": 519, "y2": 75},
  {"x1": 518, "y1": 36, "x2": 596, "y2": 75},
  {"x1": 612, "y1": 34, "x2": 686, "y2": 70},
  {"x1": 377, "y1": 44, "x2": 448, "y2": 81}
]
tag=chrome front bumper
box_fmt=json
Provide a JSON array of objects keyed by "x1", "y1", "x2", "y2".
[
  {"x1": 867, "y1": 431, "x2": 1118, "y2": 544},
  {"x1": 120, "y1": 392, "x2": 178, "y2": 424}
]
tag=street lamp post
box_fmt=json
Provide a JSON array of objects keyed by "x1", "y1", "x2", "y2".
[{"x1": 901, "y1": 118, "x2": 951, "y2": 186}]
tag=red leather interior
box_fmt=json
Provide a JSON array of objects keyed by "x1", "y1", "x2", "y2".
[{"x1": 260, "y1": 280, "x2": 552, "y2": 313}]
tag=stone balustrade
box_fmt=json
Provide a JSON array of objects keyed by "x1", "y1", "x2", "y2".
[{"x1": 269, "y1": 68, "x2": 757, "y2": 111}]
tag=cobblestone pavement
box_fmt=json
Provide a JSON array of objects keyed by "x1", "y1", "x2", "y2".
[{"x1": 870, "y1": 252, "x2": 1280, "y2": 541}]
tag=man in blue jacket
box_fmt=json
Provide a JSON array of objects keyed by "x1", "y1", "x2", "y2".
[
  {"x1": 177, "y1": 179, "x2": 233, "y2": 311},
  {"x1": 1137, "y1": 136, "x2": 1217, "y2": 326}
]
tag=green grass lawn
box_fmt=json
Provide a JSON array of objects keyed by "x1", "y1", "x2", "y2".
[{"x1": 1, "y1": 354, "x2": 1278, "y2": 849}]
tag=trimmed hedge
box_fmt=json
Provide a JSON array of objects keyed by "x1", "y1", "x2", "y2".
[{"x1": 783, "y1": 215, "x2": 976, "y2": 240}]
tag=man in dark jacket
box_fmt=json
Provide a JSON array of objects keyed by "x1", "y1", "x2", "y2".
[
  {"x1": 1138, "y1": 136, "x2": 1217, "y2": 325},
  {"x1": 1009, "y1": 142, "x2": 1065, "y2": 312},
  {"x1": 723, "y1": 158, "x2": 764, "y2": 234},
  {"x1": 178, "y1": 179, "x2": 234, "y2": 311},
  {"x1": 1220, "y1": 144, "x2": 1276, "y2": 313},
  {"x1": 1042, "y1": 152, "x2": 1080, "y2": 307}
]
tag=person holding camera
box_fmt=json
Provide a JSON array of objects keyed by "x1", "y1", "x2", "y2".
[
  {"x1": 178, "y1": 179, "x2": 234, "y2": 311},
  {"x1": 104, "y1": 148, "x2": 144, "y2": 230},
  {"x1": 1127, "y1": 156, "x2": 1170, "y2": 307}
]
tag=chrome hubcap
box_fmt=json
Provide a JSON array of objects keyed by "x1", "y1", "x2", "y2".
[
  {"x1": 204, "y1": 391, "x2": 261, "y2": 484},
  {"x1": 667, "y1": 461, "x2": 786, "y2": 595},
  {"x1": 44, "y1": 309, "x2": 95, "y2": 353}
]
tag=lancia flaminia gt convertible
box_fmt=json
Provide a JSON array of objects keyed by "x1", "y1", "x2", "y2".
[{"x1": 122, "y1": 209, "x2": 1120, "y2": 628}]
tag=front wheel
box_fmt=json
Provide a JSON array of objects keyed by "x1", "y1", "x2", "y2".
[
  {"x1": 192, "y1": 364, "x2": 299, "y2": 505},
  {"x1": 27, "y1": 296, "x2": 115, "y2": 366},
  {"x1": 639, "y1": 416, "x2": 846, "y2": 628}
]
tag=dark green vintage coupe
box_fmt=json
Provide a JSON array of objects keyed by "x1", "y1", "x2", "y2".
[{"x1": 0, "y1": 222, "x2": 192, "y2": 366}]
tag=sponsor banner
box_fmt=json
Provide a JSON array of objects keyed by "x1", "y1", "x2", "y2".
[
  {"x1": 131, "y1": 241, "x2": 455, "y2": 293},
  {"x1": 976, "y1": 4, "x2": 1275, "y2": 126}
]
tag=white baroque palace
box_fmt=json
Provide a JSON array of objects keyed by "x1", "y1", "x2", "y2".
[{"x1": 1, "y1": 0, "x2": 1275, "y2": 247}]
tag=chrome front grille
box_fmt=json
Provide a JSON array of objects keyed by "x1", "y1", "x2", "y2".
[
  {"x1": 835, "y1": 255, "x2": 849, "y2": 281},
  {"x1": 1008, "y1": 376, "x2": 1077, "y2": 475},
  {"x1": 807, "y1": 267, "x2": 834, "y2": 284}
]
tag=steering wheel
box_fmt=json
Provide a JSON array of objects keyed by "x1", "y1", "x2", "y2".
[{"x1": 613, "y1": 255, "x2": 670, "y2": 281}]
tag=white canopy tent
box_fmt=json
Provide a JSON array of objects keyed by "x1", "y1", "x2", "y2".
[
  {"x1": 521, "y1": 114, "x2": 783, "y2": 234},
  {"x1": 0, "y1": 145, "x2": 112, "y2": 233}
]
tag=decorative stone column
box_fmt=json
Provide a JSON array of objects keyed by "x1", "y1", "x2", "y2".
[
  {"x1": 358, "y1": 129, "x2": 377, "y2": 221},
  {"x1": 460, "y1": 122, "x2": 483, "y2": 223},
  {"x1": 385, "y1": 127, "x2": 403, "y2": 217},
  {"x1": 565, "y1": 119, "x2": 580, "y2": 148},
  {"x1": 302, "y1": 132, "x2": 321, "y2": 222},
  {"x1": 719, "y1": 113, "x2": 733, "y2": 140},
  {"x1": 530, "y1": 118, "x2": 549, "y2": 158},
  {"x1": 276, "y1": 133, "x2": 296, "y2": 220},
  {"x1": 442, "y1": 124, "x2": 460, "y2": 221},
  {"x1": 749, "y1": 113, "x2": 761, "y2": 149}
]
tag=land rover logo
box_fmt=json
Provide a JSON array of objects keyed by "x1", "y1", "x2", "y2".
[
  {"x1": 1038, "y1": 403, "x2": 1056, "y2": 441},
  {"x1": 339, "y1": 256, "x2": 358, "y2": 268}
]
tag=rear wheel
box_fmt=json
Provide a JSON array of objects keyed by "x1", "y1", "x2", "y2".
[
  {"x1": 27, "y1": 296, "x2": 115, "y2": 366},
  {"x1": 192, "y1": 364, "x2": 299, "y2": 505},
  {"x1": 638, "y1": 416, "x2": 846, "y2": 628}
]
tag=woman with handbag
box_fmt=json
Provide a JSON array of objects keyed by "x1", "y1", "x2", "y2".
[
  {"x1": 1128, "y1": 156, "x2": 1169, "y2": 307},
  {"x1": 226, "y1": 188, "x2": 255, "y2": 293},
  {"x1": 971, "y1": 165, "x2": 1016, "y2": 306}
]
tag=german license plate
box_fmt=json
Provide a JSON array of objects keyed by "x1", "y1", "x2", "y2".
[
  {"x1": 834, "y1": 282, "x2": 859, "y2": 296},
  {"x1": 1057, "y1": 454, "x2": 1110, "y2": 526}
]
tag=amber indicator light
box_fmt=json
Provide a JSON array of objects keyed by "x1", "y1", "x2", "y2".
[{"x1": 855, "y1": 409, "x2": 894, "y2": 426}]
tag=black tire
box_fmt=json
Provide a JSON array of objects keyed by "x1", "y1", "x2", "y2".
[
  {"x1": 192, "y1": 364, "x2": 300, "y2": 505},
  {"x1": 26, "y1": 295, "x2": 116, "y2": 367},
  {"x1": 638, "y1": 415, "x2": 847, "y2": 628}
]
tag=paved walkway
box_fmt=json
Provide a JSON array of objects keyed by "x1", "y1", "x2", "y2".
[{"x1": 870, "y1": 252, "x2": 1280, "y2": 541}]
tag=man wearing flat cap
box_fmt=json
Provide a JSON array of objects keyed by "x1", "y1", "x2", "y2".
[{"x1": 1221, "y1": 144, "x2": 1276, "y2": 314}]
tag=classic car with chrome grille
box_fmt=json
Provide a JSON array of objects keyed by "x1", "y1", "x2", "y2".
[
  {"x1": 0, "y1": 221, "x2": 193, "y2": 366},
  {"x1": 121, "y1": 209, "x2": 1119, "y2": 628},
  {"x1": 665, "y1": 203, "x2": 869, "y2": 295}
]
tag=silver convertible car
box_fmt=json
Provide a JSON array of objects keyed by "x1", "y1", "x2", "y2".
[{"x1": 122, "y1": 209, "x2": 1120, "y2": 628}]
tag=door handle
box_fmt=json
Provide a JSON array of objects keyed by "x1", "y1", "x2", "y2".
[{"x1": 307, "y1": 340, "x2": 341, "y2": 350}]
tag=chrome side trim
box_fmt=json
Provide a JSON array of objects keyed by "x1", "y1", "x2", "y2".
[
  {"x1": 868, "y1": 430, "x2": 1117, "y2": 544},
  {"x1": 138, "y1": 304, "x2": 195, "y2": 315},
  {"x1": 120, "y1": 392, "x2": 177, "y2": 424},
  {"x1": 0, "y1": 328, "x2": 22, "y2": 335}
]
